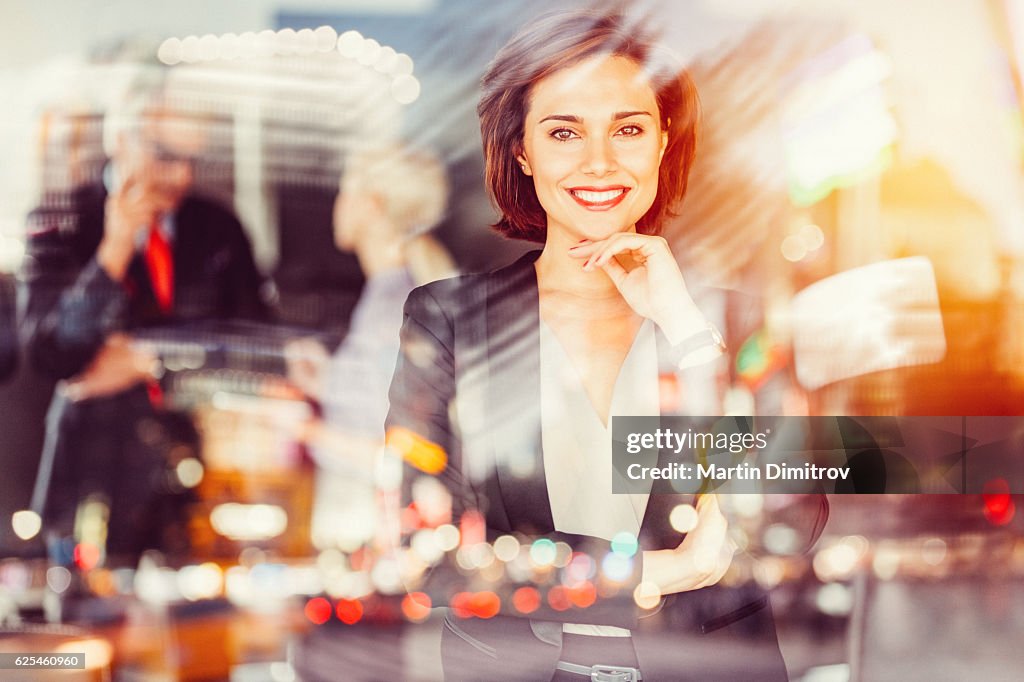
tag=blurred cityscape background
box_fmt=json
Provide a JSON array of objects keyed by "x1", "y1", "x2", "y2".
[{"x1": 1, "y1": 0, "x2": 1024, "y2": 680}]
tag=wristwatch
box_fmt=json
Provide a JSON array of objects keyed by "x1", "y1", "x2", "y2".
[{"x1": 670, "y1": 322, "x2": 727, "y2": 369}]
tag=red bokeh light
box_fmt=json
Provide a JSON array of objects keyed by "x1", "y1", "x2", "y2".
[
  {"x1": 336, "y1": 598, "x2": 364, "y2": 624},
  {"x1": 469, "y1": 591, "x2": 500, "y2": 619},
  {"x1": 402, "y1": 592, "x2": 432, "y2": 621},
  {"x1": 569, "y1": 581, "x2": 597, "y2": 608},
  {"x1": 984, "y1": 498, "x2": 1016, "y2": 526},
  {"x1": 73, "y1": 543, "x2": 101, "y2": 571},
  {"x1": 451, "y1": 591, "x2": 472, "y2": 619},
  {"x1": 547, "y1": 585, "x2": 571, "y2": 611},
  {"x1": 450, "y1": 591, "x2": 500, "y2": 619},
  {"x1": 982, "y1": 479, "x2": 1015, "y2": 526},
  {"x1": 512, "y1": 587, "x2": 541, "y2": 614},
  {"x1": 304, "y1": 597, "x2": 332, "y2": 625}
]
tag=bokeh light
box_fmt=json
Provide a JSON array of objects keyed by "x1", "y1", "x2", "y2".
[
  {"x1": 304, "y1": 597, "x2": 332, "y2": 625},
  {"x1": 512, "y1": 586, "x2": 541, "y2": 614},
  {"x1": 530, "y1": 538, "x2": 557, "y2": 567},
  {"x1": 11, "y1": 509, "x2": 41, "y2": 540},
  {"x1": 402, "y1": 592, "x2": 432, "y2": 621},
  {"x1": 633, "y1": 581, "x2": 661, "y2": 610},
  {"x1": 669, "y1": 504, "x2": 699, "y2": 533},
  {"x1": 336, "y1": 598, "x2": 364, "y2": 624},
  {"x1": 610, "y1": 532, "x2": 639, "y2": 558}
]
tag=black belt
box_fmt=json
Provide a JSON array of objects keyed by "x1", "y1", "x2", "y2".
[{"x1": 554, "y1": 662, "x2": 642, "y2": 681}]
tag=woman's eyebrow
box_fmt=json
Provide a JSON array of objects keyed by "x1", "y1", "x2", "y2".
[
  {"x1": 537, "y1": 110, "x2": 653, "y2": 125},
  {"x1": 538, "y1": 114, "x2": 582, "y2": 124},
  {"x1": 613, "y1": 110, "x2": 653, "y2": 120}
]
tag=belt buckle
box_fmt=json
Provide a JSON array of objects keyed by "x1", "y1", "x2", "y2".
[{"x1": 590, "y1": 664, "x2": 639, "y2": 682}]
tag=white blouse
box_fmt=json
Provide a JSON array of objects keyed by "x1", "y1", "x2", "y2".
[{"x1": 539, "y1": 317, "x2": 659, "y2": 637}]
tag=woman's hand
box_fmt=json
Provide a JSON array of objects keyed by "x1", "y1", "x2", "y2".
[
  {"x1": 641, "y1": 494, "x2": 735, "y2": 596},
  {"x1": 568, "y1": 234, "x2": 705, "y2": 343}
]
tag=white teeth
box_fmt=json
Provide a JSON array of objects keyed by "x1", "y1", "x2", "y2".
[{"x1": 572, "y1": 189, "x2": 624, "y2": 203}]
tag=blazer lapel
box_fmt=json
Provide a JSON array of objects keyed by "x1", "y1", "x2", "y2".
[
  {"x1": 482, "y1": 250, "x2": 556, "y2": 534},
  {"x1": 472, "y1": 252, "x2": 694, "y2": 544}
]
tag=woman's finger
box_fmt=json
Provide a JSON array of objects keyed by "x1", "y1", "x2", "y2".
[
  {"x1": 583, "y1": 233, "x2": 632, "y2": 269},
  {"x1": 585, "y1": 233, "x2": 666, "y2": 270},
  {"x1": 598, "y1": 255, "x2": 629, "y2": 287},
  {"x1": 583, "y1": 237, "x2": 632, "y2": 271},
  {"x1": 567, "y1": 240, "x2": 599, "y2": 258},
  {"x1": 598, "y1": 233, "x2": 666, "y2": 264}
]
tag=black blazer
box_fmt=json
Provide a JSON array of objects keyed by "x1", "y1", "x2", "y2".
[{"x1": 387, "y1": 250, "x2": 828, "y2": 681}]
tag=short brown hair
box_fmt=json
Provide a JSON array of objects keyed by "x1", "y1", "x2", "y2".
[{"x1": 478, "y1": 10, "x2": 700, "y2": 242}]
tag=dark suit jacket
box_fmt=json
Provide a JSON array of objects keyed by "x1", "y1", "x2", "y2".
[
  {"x1": 21, "y1": 183, "x2": 267, "y2": 557},
  {"x1": 387, "y1": 250, "x2": 828, "y2": 681},
  {"x1": 22, "y1": 183, "x2": 266, "y2": 379}
]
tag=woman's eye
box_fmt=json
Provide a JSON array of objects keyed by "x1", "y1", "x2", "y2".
[
  {"x1": 617, "y1": 124, "x2": 643, "y2": 137},
  {"x1": 550, "y1": 128, "x2": 578, "y2": 141}
]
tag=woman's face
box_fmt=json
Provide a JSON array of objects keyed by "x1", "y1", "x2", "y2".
[
  {"x1": 518, "y1": 55, "x2": 667, "y2": 243},
  {"x1": 334, "y1": 176, "x2": 377, "y2": 252},
  {"x1": 333, "y1": 181, "x2": 360, "y2": 251}
]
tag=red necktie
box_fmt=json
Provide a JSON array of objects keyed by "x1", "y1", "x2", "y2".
[{"x1": 144, "y1": 220, "x2": 174, "y2": 314}]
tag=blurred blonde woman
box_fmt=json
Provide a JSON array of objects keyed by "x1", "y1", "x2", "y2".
[
  {"x1": 287, "y1": 144, "x2": 455, "y2": 549},
  {"x1": 334, "y1": 144, "x2": 456, "y2": 287}
]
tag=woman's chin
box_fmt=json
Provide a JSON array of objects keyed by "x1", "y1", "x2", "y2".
[
  {"x1": 574, "y1": 221, "x2": 635, "y2": 241},
  {"x1": 546, "y1": 209, "x2": 640, "y2": 243}
]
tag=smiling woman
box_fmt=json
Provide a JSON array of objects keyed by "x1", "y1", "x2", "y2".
[
  {"x1": 478, "y1": 11, "x2": 699, "y2": 243},
  {"x1": 518, "y1": 55, "x2": 666, "y2": 242},
  {"x1": 385, "y1": 9, "x2": 826, "y2": 682}
]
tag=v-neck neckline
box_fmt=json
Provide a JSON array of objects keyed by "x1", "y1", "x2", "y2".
[
  {"x1": 539, "y1": 316, "x2": 652, "y2": 430},
  {"x1": 484, "y1": 250, "x2": 676, "y2": 539}
]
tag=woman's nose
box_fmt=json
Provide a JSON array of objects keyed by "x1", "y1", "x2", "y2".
[{"x1": 581, "y1": 137, "x2": 616, "y2": 176}]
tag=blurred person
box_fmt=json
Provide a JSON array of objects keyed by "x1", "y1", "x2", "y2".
[
  {"x1": 21, "y1": 79, "x2": 267, "y2": 566},
  {"x1": 385, "y1": 10, "x2": 827, "y2": 682},
  {"x1": 287, "y1": 143, "x2": 454, "y2": 548},
  {"x1": 285, "y1": 145, "x2": 453, "y2": 682}
]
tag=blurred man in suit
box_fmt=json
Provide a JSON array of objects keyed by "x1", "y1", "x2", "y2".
[{"x1": 22, "y1": 81, "x2": 266, "y2": 563}]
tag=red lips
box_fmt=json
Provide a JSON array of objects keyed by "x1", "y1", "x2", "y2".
[{"x1": 566, "y1": 186, "x2": 630, "y2": 211}]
